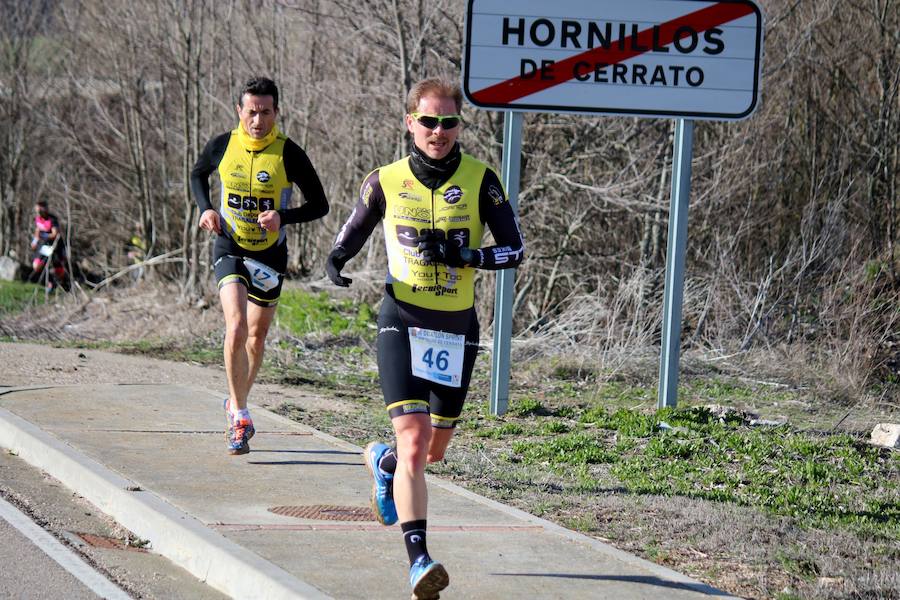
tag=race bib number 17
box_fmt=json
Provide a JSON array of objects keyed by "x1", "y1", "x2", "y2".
[
  {"x1": 408, "y1": 327, "x2": 465, "y2": 388},
  {"x1": 243, "y1": 257, "x2": 280, "y2": 292}
]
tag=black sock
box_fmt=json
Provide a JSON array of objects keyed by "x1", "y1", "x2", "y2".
[
  {"x1": 378, "y1": 446, "x2": 397, "y2": 475},
  {"x1": 401, "y1": 520, "x2": 429, "y2": 565}
]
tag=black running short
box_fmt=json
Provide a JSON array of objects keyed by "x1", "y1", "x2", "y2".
[
  {"x1": 376, "y1": 292, "x2": 479, "y2": 429},
  {"x1": 213, "y1": 236, "x2": 287, "y2": 307}
]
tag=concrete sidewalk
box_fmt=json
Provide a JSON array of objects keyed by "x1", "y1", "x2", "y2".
[{"x1": 0, "y1": 384, "x2": 737, "y2": 599}]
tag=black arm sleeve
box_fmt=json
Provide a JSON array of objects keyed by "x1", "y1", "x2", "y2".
[
  {"x1": 332, "y1": 171, "x2": 385, "y2": 260},
  {"x1": 279, "y1": 139, "x2": 329, "y2": 225},
  {"x1": 190, "y1": 132, "x2": 230, "y2": 214},
  {"x1": 475, "y1": 168, "x2": 525, "y2": 270}
]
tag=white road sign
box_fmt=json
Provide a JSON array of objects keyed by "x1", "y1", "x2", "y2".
[{"x1": 463, "y1": 0, "x2": 764, "y2": 120}]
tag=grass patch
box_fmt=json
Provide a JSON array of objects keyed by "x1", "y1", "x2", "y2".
[
  {"x1": 513, "y1": 432, "x2": 620, "y2": 465},
  {"x1": 474, "y1": 422, "x2": 524, "y2": 439},
  {"x1": 0, "y1": 281, "x2": 49, "y2": 316},
  {"x1": 276, "y1": 290, "x2": 375, "y2": 338},
  {"x1": 471, "y1": 396, "x2": 899, "y2": 538}
]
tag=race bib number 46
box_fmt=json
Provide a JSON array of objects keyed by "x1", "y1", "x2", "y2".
[{"x1": 408, "y1": 327, "x2": 465, "y2": 388}]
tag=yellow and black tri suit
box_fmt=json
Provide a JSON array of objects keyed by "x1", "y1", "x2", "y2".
[
  {"x1": 191, "y1": 125, "x2": 328, "y2": 306},
  {"x1": 332, "y1": 143, "x2": 524, "y2": 427}
]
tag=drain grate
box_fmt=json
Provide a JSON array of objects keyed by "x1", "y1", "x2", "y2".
[{"x1": 269, "y1": 505, "x2": 375, "y2": 522}]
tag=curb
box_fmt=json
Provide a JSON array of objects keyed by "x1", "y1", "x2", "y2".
[{"x1": 0, "y1": 405, "x2": 329, "y2": 600}]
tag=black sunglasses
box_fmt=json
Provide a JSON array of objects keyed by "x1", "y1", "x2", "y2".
[{"x1": 411, "y1": 113, "x2": 462, "y2": 130}]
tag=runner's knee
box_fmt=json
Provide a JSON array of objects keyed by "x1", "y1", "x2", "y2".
[
  {"x1": 247, "y1": 323, "x2": 270, "y2": 350},
  {"x1": 224, "y1": 320, "x2": 248, "y2": 347},
  {"x1": 397, "y1": 427, "x2": 432, "y2": 473}
]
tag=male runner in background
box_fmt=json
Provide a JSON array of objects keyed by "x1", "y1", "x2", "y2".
[
  {"x1": 326, "y1": 77, "x2": 524, "y2": 598},
  {"x1": 192, "y1": 76, "x2": 328, "y2": 455}
]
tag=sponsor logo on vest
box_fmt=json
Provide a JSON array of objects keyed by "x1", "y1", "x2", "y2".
[
  {"x1": 411, "y1": 284, "x2": 459, "y2": 296},
  {"x1": 393, "y1": 205, "x2": 431, "y2": 223},
  {"x1": 448, "y1": 228, "x2": 470, "y2": 248},
  {"x1": 443, "y1": 186, "x2": 463, "y2": 204},
  {"x1": 396, "y1": 225, "x2": 419, "y2": 247},
  {"x1": 398, "y1": 192, "x2": 422, "y2": 202},
  {"x1": 256, "y1": 171, "x2": 271, "y2": 183},
  {"x1": 402, "y1": 179, "x2": 416, "y2": 189}
]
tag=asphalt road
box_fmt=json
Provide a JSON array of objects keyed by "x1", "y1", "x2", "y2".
[
  {"x1": 0, "y1": 450, "x2": 227, "y2": 600},
  {"x1": 0, "y1": 500, "x2": 123, "y2": 599}
]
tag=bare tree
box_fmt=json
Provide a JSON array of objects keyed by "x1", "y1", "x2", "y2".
[{"x1": 0, "y1": 2, "x2": 56, "y2": 257}]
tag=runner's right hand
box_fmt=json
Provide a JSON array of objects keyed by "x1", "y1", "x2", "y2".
[{"x1": 198, "y1": 209, "x2": 222, "y2": 234}]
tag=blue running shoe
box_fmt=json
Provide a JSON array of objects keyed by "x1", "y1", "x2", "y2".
[
  {"x1": 364, "y1": 441, "x2": 397, "y2": 525},
  {"x1": 225, "y1": 399, "x2": 255, "y2": 455},
  {"x1": 409, "y1": 556, "x2": 449, "y2": 599},
  {"x1": 228, "y1": 416, "x2": 255, "y2": 455}
]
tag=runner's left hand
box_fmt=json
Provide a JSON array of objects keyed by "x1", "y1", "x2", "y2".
[
  {"x1": 414, "y1": 231, "x2": 473, "y2": 268},
  {"x1": 257, "y1": 210, "x2": 281, "y2": 232}
]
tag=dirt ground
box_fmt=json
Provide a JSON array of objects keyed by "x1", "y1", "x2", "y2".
[
  {"x1": 2, "y1": 283, "x2": 898, "y2": 600},
  {"x1": 0, "y1": 282, "x2": 355, "y2": 415},
  {"x1": 0, "y1": 340, "x2": 347, "y2": 415}
]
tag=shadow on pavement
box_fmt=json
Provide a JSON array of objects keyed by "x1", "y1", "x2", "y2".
[{"x1": 494, "y1": 573, "x2": 730, "y2": 596}]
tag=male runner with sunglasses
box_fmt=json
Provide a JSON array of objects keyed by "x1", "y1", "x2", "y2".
[
  {"x1": 192, "y1": 76, "x2": 329, "y2": 455},
  {"x1": 326, "y1": 78, "x2": 524, "y2": 598}
]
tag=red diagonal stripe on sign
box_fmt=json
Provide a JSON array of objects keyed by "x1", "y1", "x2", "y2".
[{"x1": 471, "y1": 2, "x2": 755, "y2": 105}]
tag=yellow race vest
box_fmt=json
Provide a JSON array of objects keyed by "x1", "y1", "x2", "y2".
[
  {"x1": 380, "y1": 154, "x2": 487, "y2": 312},
  {"x1": 217, "y1": 128, "x2": 292, "y2": 251}
]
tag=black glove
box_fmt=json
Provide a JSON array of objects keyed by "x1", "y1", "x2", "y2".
[
  {"x1": 414, "y1": 230, "x2": 441, "y2": 264},
  {"x1": 414, "y1": 230, "x2": 475, "y2": 268},
  {"x1": 325, "y1": 248, "x2": 352, "y2": 287}
]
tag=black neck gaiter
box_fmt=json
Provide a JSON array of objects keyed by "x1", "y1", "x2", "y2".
[{"x1": 408, "y1": 143, "x2": 462, "y2": 190}]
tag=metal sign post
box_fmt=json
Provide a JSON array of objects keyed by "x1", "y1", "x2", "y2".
[
  {"x1": 490, "y1": 111, "x2": 524, "y2": 415},
  {"x1": 658, "y1": 119, "x2": 694, "y2": 408},
  {"x1": 463, "y1": 0, "x2": 764, "y2": 414}
]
